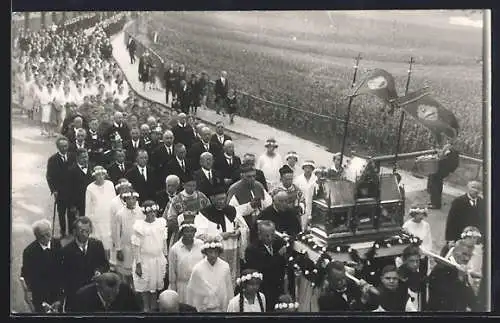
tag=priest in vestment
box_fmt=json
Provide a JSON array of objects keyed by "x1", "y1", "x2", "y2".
[
  {"x1": 195, "y1": 186, "x2": 249, "y2": 286},
  {"x1": 186, "y1": 236, "x2": 234, "y2": 312},
  {"x1": 227, "y1": 162, "x2": 272, "y2": 244},
  {"x1": 272, "y1": 165, "x2": 306, "y2": 226},
  {"x1": 165, "y1": 175, "x2": 211, "y2": 248}
]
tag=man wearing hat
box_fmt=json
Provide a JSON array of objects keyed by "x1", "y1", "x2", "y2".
[
  {"x1": 272, "y1": 165, "x2": 306, "y2": 224},
  {"x1": 256, "y1": 138, "x2": 283, "y2": 191},
  {"x1": 196, "y1": 186, "x2": 250, "y2": 286},
  {"x1": 284, "y1": 151, "x2": 301, "y2": 176},
  {"x1": 293, "y1": 160, "x2": 318, "y2": 230},
  {"x1": 186, "y1": 235, "x2": 233, "y2": 312},
  {"x1": 227, "y1": 162, "x2": 273, "y2": 240},
  {"x1": 328, "y1": 152, "x2": 344, "y2": 179},
  {"x1": 168, "y1": 218, "x2": 204, "y2": 304}
]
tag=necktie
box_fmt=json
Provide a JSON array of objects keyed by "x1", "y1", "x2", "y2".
[
  {"x1": 267, "y1": 245, "x2": 273, "y2": 256},
  {"x1": 141, "y1": 168, "x2": 147, "y2": 181},
  {"x1": 205, "y1": 145, "x2": 209, "y2": 152},
  {"x1": 82, "y1": 245, "x2": 87, "y2": 255},
  {"x1": 208, "y1": 171, "x2": 212, "y2": 182},
  {"x1": 61, "y1": 155, "x2": 66, "y2": 163},
  {"x1": 119, "y1": 164, "x2": 124, "y2": 172},
  {"x1": 181, "y1": 161, "x2": 185, "y2": 172},
  {"x1": 228, "y1": 158, "x2": 232, "y2": 166}
]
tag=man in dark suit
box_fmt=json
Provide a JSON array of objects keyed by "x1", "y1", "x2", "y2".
[
  {"x1": 104, "y1": 111, "x2": 131, "y2": 145},
  {"x1": 241, "y1": 153, "x2": 268, "y2": 191},
  {"x1": 177, "y1": 80, "x2": 191, "y2": 114},
  {"x1": 214, "y1": 140, "x2": 241, "y2": 190},
  {"x1": 67, "y1": 148, "x2": 94, "y2": 218},
  {"x1": 106, "y1": 149, "x2": 132, "y2": 185},
  {"x1": 445, "y1": 180, "x2": 484, "y2": 245},
  {"x1": 125, "y1": 149, "x2": 158, "y2": 203},
  {"x1": 126, "y1": 36, "x2": 137, "y2": 64},
  {"x1": 193, "y1": 152, "x2": 225, "y2": 198},
  {"x1": 245, "y1": 220, "x2": 287, "y2": 311},
  {"x1": 214, "y1": 70, "x2": 229, "y2": 115},
  {"x1": 70, "y1": 272, "x2": 141, "y2": 313},
  {"x1": 166, "y1": 143, "x2": 192, "y2": 185},
  {"x1": 21, "y1": 219, "x2": 64, "y2": 313},
  {"x1": 68, "y1": 128, "x2": 89, "y2": 155},
  {"x1": 158, "y1": 290, "x2": 197, "y2": 313},
  {"x1": 428, "y1": 240, "x2": 479, "y2": 311},
  {"x1": 151, "y1": 130, "x2": 175, "y2": 174},
  {"x1": 188, "y1": 126, "x2": 222, "y2": 170},
  {"x1": 86, "y1": 118, "x2": 108, "y2": 166},
  {"x1": 257, "y1": 190, "x2": 301, "y2": 238},
  {"x1": 188, "y1": 73, "x2": 202, "y2": 115},
  {"x1": 317, "y1": 261, "x2": 370, "y2": 311},
  {"x1": 46, "y1": 137, "x2": 75, "y2": 237},
  {"x1": 427, "y1": 143, "x2": 460, "y2": 209},
  {"x1": 62, "y1": 217, "x2": 110, "y2": 312},
  {"x1": 125, "y1": 127, "x2": 147, "y2": 163},
  {"x1": 210, "y1": 121, "x2": 232, "y2": 151},
  {"x1": 172, "y1": 113, "x2": 195, "y2": 150},
  {"x1": 63, "y1": 116, "x2": 88, "y2": 144},
  {"x1": 163, "y1": 63, "x2": 177, "y2": 104}
]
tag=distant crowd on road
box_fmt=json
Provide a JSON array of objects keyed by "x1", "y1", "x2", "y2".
[{"x1": 12, "y1": 13, "x2": 486, "y2": 314}]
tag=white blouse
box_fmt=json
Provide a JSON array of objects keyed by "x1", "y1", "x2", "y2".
[{"x1": 227, "y1": 293, "x2": 266, "y2": 312}]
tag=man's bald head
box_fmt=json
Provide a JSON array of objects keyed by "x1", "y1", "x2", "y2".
[
  {"x1": 201, "y1": 126, "x2": 212, "y2": 142},
  {"x1": 158, "y1": 290, "x2": 180, "y2": 312}
]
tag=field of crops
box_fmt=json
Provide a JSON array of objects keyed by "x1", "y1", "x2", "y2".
[{"x1": 135, "y1": 11, "x2": 484, "y2": 158}]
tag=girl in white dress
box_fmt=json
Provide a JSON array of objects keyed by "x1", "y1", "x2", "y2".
[
  {"x1": 132, "y1": 200, "x2": 168, "y2": 312},
  {"x1": 113, "y1": 191, "x2": 145, "y2": 287},
  {"x1": 73, "y1": 82, "x2": 86, "y2": 107},
  {"x1": 402, "y1": 205, "x2": 433, "y2": 253},
  {"x1": 85, "y1": 166, "x2": 117, "y2": 259},
  {"x1": 227, "y1": 269, "x2": 266, "y2": 312}
]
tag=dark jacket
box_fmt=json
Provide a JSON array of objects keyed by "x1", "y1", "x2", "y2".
[
  {"x1": 61, "y1": 238, "x2": 110, "y2": 311},
  {"x1": 46, "y1": 152, "x2": 76, "y2": 201},
  {"x1": 21, "y1": 239, "x2": 64, "y2": 308},
  {"x1": 187, "y1": 141, "x2": 223, "y2": 170},
  {"x1": 428, "y1": 263, "x2": 478, "y2": 311},
  {"x1": 104, "y1": 123, "x2": 131, "y2": 144},
  {"x1": 70, "y1": 282, "x2": 141, "y2": 313},
  {"x1": 66, "y1": 163, "x2": 95, "y2": 213},
  {"x1": 106, "y1": 161, "x2": 133, "y2": 185},
  {"x1": 192, "y1": 168, "x2": 225, "y2": 198},
  {"x1": 124, "y1": 138, "x2": 147, "y2": 163},
  {"x1": 214, "y1": 154, "x2": 241, "y2": 187},
  {"x1": 209, "y1": 133, "x2": 232, "y2": 152},
  {"x1": 318, "y1": 279, "x2": 365, "y2": 311},
  {"x1": 165, "y1": 157, "x2": 193, "y2": 184},
  {"x1": 244, "y1": 237, "x2": 287, "y2": 311},
  {"x1": 445, "y1": 194, "x2": 485, "y2": 241},
  {"x1": 151, "y1": 144, "x2": 176, "y2": 171},
  {"x1": 214, "y1": 78, "x2": 229, "y2": 99},
  {"x1": 257, "y1": 206, "x2": 301, "y2": 237},
  {"x1": 125, "y1": 165, "x2": 159, "y2": 203},
  {"x1": 163, "y1": 68, "x2": 177, "y2": 89},
  {"x1": 172, "y1": 123, "x2": 196, "y2": 150}
]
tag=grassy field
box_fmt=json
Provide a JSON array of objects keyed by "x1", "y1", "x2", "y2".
[{"x1": 136, "y1": 11, "x2": 483, "y2": 158}]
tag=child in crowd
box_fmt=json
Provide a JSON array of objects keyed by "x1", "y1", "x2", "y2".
[{"x1": 227, "y1": 269, "x2": 266, "y2": 312}]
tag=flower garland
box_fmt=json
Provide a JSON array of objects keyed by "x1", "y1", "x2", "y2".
[
  {"x1": 201, "y1": 241, "x2": 223, "y2": 252},
  {"x1": 287, "y1": 230, "x2": 422, "y2": 287},
  {"x1": 274, "y1": 302, "x2": 300, "y2": 310},
  {"x1": 236, "y1": 272, "x2": 263, "y2": 285},
  {"x1": 461, "y1": 230, "x2": 482, "y2": 239},
  {"x1": 121, "y1": 192, "x2": 139, "y2": 198},
  {"x1": 115, "y1": 182, "x2": 132, "y2": 191},
  {"x1": 141, "y1": 204, "x2": 159, "y2": 213}
]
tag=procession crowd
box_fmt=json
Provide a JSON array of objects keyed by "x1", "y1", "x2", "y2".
[{"x1": 13, "y1": 14, "x2": 486, "y2": 314}]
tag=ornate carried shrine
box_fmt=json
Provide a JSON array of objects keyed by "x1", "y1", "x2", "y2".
[{"x1": 288, "y1": 153, "x2": 421, "y2": 312}]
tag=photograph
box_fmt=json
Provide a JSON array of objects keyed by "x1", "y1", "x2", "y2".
[{"x1": 10, "y1": 9, "x2": 490, "y2": 314}]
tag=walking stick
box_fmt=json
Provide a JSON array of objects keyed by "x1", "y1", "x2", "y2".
[{"x1": 52, "y1": 199, "x2": 57, "y2": 238}]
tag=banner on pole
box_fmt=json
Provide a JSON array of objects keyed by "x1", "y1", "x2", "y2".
[
  {"x1": 349, "y1": 68, "x2": 398, "y2": 105},
  {"x1": 394, "y1": 89, "x2": 459, "y2": 139}
]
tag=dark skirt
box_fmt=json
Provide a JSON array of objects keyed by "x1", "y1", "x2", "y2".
[{"x1": 139, "y1": 71, "x2": 149, "y2": 83}]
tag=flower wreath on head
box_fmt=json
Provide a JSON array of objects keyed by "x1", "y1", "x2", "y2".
[
  {"x1": 461, "y1": 230, "x2": 482, "y2": 239},
  {"x1": 92, "y1": 167, "x2": 108, "y2": 177},
  {"x1": 236, "y1": 272, "x2": 263, "y2": 286},
  {"x1": 141, "y1": 204, "x2": 160, "y2": 213},
  {"x1": 409, "y1": 207, "x2": 428, "y2": 214},
  {"x1": 274, "y1": 302, "x2": 300, "y2": 310},
  {"x1": 121, "y1": 192, "x2": 139, "y2": 198},
  {"x1": 179, "y1": 222, "x2": 197, "y2": 232},
  {"x1": 201, "y1": 241, "x2": 223, "y2": 252},
  {"x1": 115, "y1": 182, "x2": 132, "y2": 191}
]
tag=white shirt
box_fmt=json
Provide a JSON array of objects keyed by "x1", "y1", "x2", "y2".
[
  {"x1": 76, "y1": 240, "x2": 89, "y2": 253},
  {"x1": 78, "y1": 164, "x2": 88, "y2": 174},
  {"x1": 176, "y1": 157, "x2": 186, "y2": 169},
  {"x1": 220, "y1": 77, "x2": 226, "y2": 85},
  {"x1": 217, "y1": 135, "x2": 225, "y2": 144},
  {"x1": 165, "y1": 145, "x2": 173, "y2": 155},
  {"x1": 403, "y1": 219, "x2": 433, "y2": 252},
  {"x1": 202, "y1": 168, "x2": 212, "y2": 181},
  {"x1": 131, "y1": 139, "x2": 140, "y2": 148},
  {"x1": 137, "y1": 166, "x2": 147, "y2": 181},
  {"x1": 224, "y1": 154, "x2": 233, "y2": 165},
  {"x1": 39, "y1": 240, "x2": 51, "y2": 251}
]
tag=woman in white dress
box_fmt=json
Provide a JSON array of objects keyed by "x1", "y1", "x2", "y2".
[
  {"x1": 227, "y1": 269, "x2": 266, "y2": 312},
  {"x1": 132, "y1": 200, "x2": 168, "y2": 312},
  {"x1": 38, "y1": 82, "x2": 56, "y2": 136},
  {"x1": 113, "y1": 190, "x2": 145, "y2": 287},
  {"x1": 402, "y1": 205, "x2": 433, "y2": 253},
  {"x1": 85, "y1": 166, "x2": 117, "y2": 259},
  {"x1": 73, "y1": 82, "x2": 86, "y2": 107},
  {"x1": 59, "y1": 84, "x2": 75, "y2": 132},
  {"x1": 22, "y1": 71, "x2": 36, "y2": 120}
]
